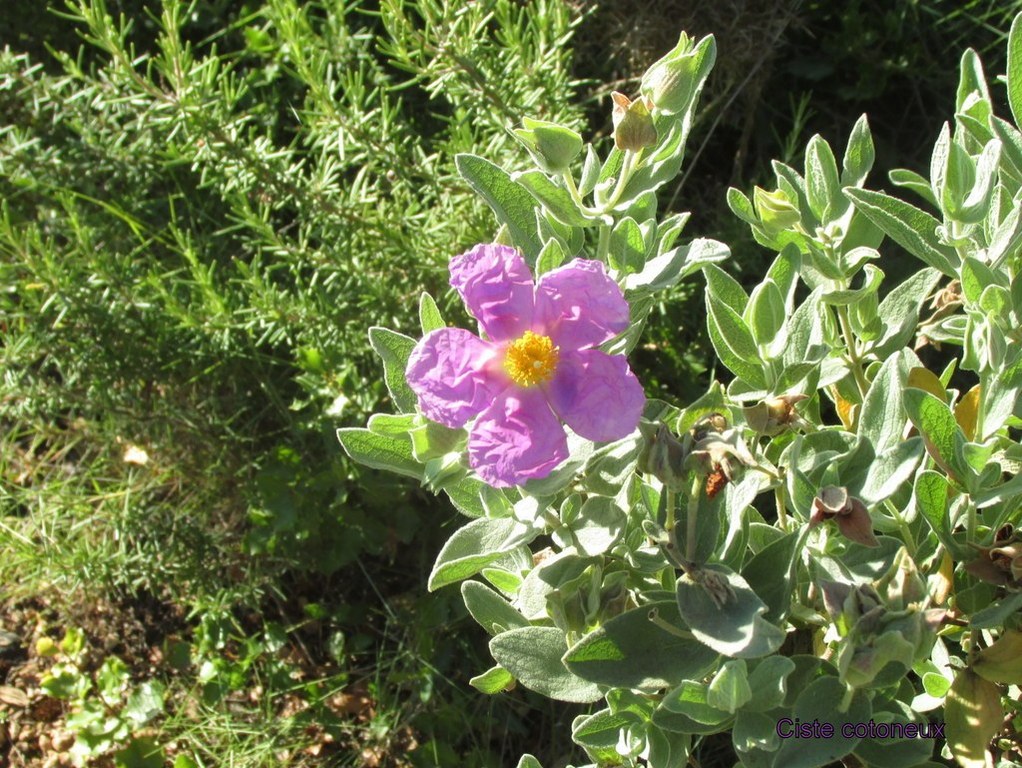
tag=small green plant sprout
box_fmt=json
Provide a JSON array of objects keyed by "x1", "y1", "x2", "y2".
[
  {"x1": 39, "y1": 628, "x2": 166, "y2": 768},
  {"x1": 341, "y1": 14, "x2": 1022, "y2": 768}
]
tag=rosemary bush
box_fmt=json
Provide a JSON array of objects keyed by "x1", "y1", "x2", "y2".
[{"x1": 0, "y1": 0, "x2": 584, "y2": 572}]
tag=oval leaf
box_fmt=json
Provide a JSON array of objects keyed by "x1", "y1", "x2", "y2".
[
  {"x1": 773, "y1": 676, "x2": 872, "y2": 768},
  {"x1": 675, "y1": 566, "x2": 785, "y2": 658},
  {"x1": 563, "y1": 601, "x2": 719, "y2": 690},
  {"x1": 490, "y1": 626, "x2": 602, "y2": 703},
  {"x1": 945, "y1": 668, "x2": 1002, "y2": 768},
  {"x1": 428, "y1": 517, "x2": 531, "y2": 591}
]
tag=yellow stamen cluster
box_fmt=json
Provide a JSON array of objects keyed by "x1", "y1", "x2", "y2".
[{"x1": 504, "y1": 331, "x2": 559, "y2": 387}]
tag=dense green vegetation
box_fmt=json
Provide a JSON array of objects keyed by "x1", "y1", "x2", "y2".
[{"x1": 2, "y1": 1, "x2": 1021, "y2": 766}]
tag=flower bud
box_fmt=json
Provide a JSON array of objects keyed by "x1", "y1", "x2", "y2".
[
  {"x1": 611, "y1": 92, "x2": 657, "y2": 152},
  {"x1": 753, "y1": 186, "x2": 801, "y2": 235},
  {"x1": 637, "y1": 421, "x2": 687, "y2": 491},
  {"x1": 511, "y1": 117, "x2": 583, "y2": 174},
  {"x1": 851, "y1": 289, "x2": 883, "y2": 341},
  {"x1": 640, "y1": 33, "x2": 716, "y2": 116},
  {"x1": 875, "y1": 547, "x2": 927, "y2": 609}
]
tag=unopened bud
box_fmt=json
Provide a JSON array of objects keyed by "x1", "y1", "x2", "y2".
[
  {"x1": 753, "y1": 187, "x2": 801, "y2": 235},
  {"x1": 640, "y1": 33, "x2": 716, "y2": 116},
  {"x1": 611, "y1": 92, "x2": 657, "y2": 152},
  {"x1": 511, "y1": 117, "x2": 583, "y2": 174},
  {"x1": 637, "y1": 421, "x2": 687, "y2": 491}
]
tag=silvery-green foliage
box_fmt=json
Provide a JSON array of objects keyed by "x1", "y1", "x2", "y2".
[{"x1": 343, "y1": 21, "x2": 1022, "y2": 768}]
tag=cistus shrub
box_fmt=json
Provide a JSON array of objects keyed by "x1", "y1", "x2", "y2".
[{"x1": 343, "y1": 14, "x2": 1022, "y2": 768}]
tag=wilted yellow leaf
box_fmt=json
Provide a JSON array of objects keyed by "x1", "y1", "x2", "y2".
[
  {"x1": 954, "y1": 385, "x2": 981, "y2": 441},
  {"x1": 907, "y1": 367, "x2": 947, "y2": 402},
  {"x1": 833, "y1": 388, "x2": 857, "y2": 430},
  {"x1": 929, "y1": 549, "x2": 954, "y2": 606},
  {"x1": 973, "y1": 629, "x2": 1022, "y2": 686},
  {"x1": 945, "y1": 667, "x2": 1001, "y2": 768}
]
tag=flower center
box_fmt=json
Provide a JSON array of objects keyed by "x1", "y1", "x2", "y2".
[{"x1": 503, "y1": 331, "x2": 559, "y2": 387}]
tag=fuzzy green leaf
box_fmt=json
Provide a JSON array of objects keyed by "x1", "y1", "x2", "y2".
[
  {"x1": 675, "y1": 566, "x2": 785, "y2": 658},
  {"x1": 852, "y1": 437, "x2": 923, "y2": 507},
  {"x1": 1008, "y1": 12, "x2": 1022, "y2": 128},
  {"x1": 418, "y1": 293, "x2": 444, "y2": 334},
  {"x1": 859, "y1": 349, "x2": 914, "y2": 453},
  {"x1": 744, "y1": 279, "x2": 785, "y2": 347},
  {"x1": 609, "y1": 216, "x2": 646, "y2": 274},
  {"x1": 745, "y1": 656, "x2": 795, "y2": 713},
  {"x1": 571, "y1": 708, "x2": 633, "y2": 758},
  {"x1": 337, "y1": 428, "x2": 422, "y2": 480},
  {"x1": 740, "y1": 530, "x2": 801, "y2": 622},
  {"x1": 461, "y1": 580, "x2": 529, "y2": 635},
  {"x1": 516, "y1": 170, "x2": 598, "y2": 227},
  {"x1": 428, "y1": 517, "x2": 531, "y2": 591},
  {"x1": 903, "y1": 388, "x2": 971, "y2": 485},
  {"x1": 572, "y1": 496, "x2": 626, "y2": 557},
  {"x1": 563, "y1": 601, "x2": 719, "y2": 690},
  {"x1": 707, "y1": 294, "x2": 767, "y2": 388},
  {"x1": 945, "y1": 669, "x2": 1003, "y2": 768},
  {"x1": 774, "y1": 677, "x2": 871, "y2": 768},
  {"x1": 368, "y1": 327, "x2": 417, "y2": 413},
  {"x1": 843, "y1": 187, "x2": 957, "y2": 276},
  {"x1": 490, "y1": 626, "x2": 602, "y2": 703},
  {"x1": 704, "y1": 263, "x2": 749, "y2": 314},
  {"x1": 888, "y1": 168, "x2": 939, "y2": 208},
  {"x1": 456, "y1": 154, "x2": 542, "y2": 261},
  {"x1": 805, "y1": 134, "x2": 842, "y2": 221},
  {"x1": 872, "y1": 269, "x2": 942, "y2": 358},
  {"x1": 915, "y1": 470, "x2": 957, "y2": 556},
  {"x1": 841, "y1": 114, "x2": 875, "y2": 189},
  {"x1": 469, "y1": 664, "x2": 513, "y2": 694}
]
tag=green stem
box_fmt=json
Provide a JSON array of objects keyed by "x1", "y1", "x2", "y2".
[
  {"x1": 686, "y1": 474, "x2": 701, "y2": 565},
  {"x1": 838, "y1": 683, "x2": 855, "y2": 713},
  {"x1": 596, "y1": 223, "x2": 611, "y2": 263},
  {"x1": 665, "y1": 489, "x2": 676, "y2": 533},
  {"x1": 966, "y1": 499, "x2": 977, "y2": 545},
  {"x1": 561, "y1": 170, "x2": 600, "y2": 217},
  {"x1": 774, "y1": 484, "x2": 789, "y2": 532},
  {"x1": 836, "y1": 304, "x2": 869, "y2": 401},
  {"x1": 601, "y1": 150, "x2": 638, "y2": 213},
  {"x1": 884, "y1": 500, "x2": 916, "y2": 557},
  {"x1": 949, "y1": 219, "x2": 971, "y2": 263},
  {"x1": 562, "y1": 169, "x2": 581, "y2": 202},
  {"x1": 541, "y1": 510, "x2": 562, "y2": 532}
]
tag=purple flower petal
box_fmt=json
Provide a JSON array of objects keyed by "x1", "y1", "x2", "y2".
[
  {"x1": 546, "y1": 349, "x2": 645, "y2": 442},
  {"x1": 406, "y1": 328, "x2": 505, "y2": 428},
  {"x1": 449, "y1": 244, "x2": 535, "y2": 342},
  {"x1": 468, "y1": 388, "x2": 568, "y2": 487},
  {"x1": 535, "y1": 259, "x2": 629, "y2": 350}
]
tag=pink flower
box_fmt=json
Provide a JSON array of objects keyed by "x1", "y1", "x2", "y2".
[{"x1": 406, "y1": 244, "x2": 645, "y2": 487}]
